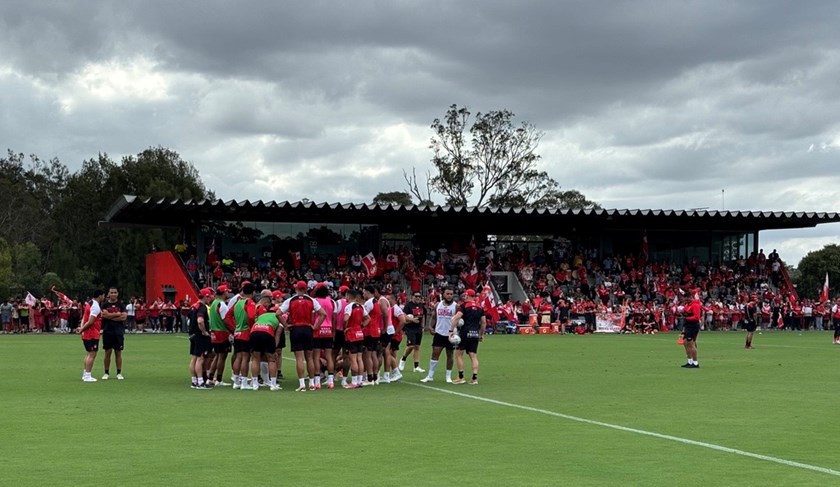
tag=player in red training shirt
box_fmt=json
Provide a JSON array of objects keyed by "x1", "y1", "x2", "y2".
[
  {"x1": 78, "y1": 290, "x2": 106, "y2": 382},
  {"x1": 279, "y1": 281, "x2": 327, "y2": 391},
  {"x1": 342, "y1": 289, "x2": 369, "y2": 389},
  {"x1": 681, "y1": 289, "x2": 702, "y2": 368}
]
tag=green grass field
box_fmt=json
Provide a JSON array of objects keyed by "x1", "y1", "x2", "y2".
[{"x1": 3, "y1": 330, "x2": 840, "y2": 486}]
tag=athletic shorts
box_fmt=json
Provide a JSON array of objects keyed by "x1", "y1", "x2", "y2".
[
  {"x1": 346, "y1": 341, "x2": 364, "y2": 354},
  {"x1": 249, "y1": 331, "x2": 277, "y2": 354},
  {"x1": 20, "y1": 316, "x2": 29, "y2": 325},
  {"x1": 82, "y1": 339, "x2": 99, "y2": 352},
  {"x1": 190, "y1": 335, "x2": 212, "y2": 357},
  {"x1": 102, "y1": 333, "x2": 124, "y2": 351},
  {"x1": 683, "y1": 322, "x2": 700, "y2": 342},
  {"x1": 212, "y1": 341, "x2": 232, "y2": 354},
  {"x1": 379, "y1": 334, "x2": 393, "y2": 349},
  {"x1": 432, "y1": 333, "x2": 455, "y2": 351},
  {"x1": 313, "y1": 337, "x2": 334, "y2": 350},
  {"x1": 210, "y1": 330, "x2": 230, "y2": 344},
  {"x1": 390, "y1": 338, "x2": 401, "y2": 352},
  {"x1": 363, "y1": 336, "x2": 380, "y2": 353},
  {"x1": 277, "y1": 329, "x2": 286, "y2": 349},
  {"x1": 233, "y1": 338, "x2": 251, "y2": 354},
  {"x1": 457, "y1": 337, "x2": 479, "y2": 354},
  {"x1": 405, "y1": 327, "x2": 423, "y2": 346},
  {"x1": 742, "y1": 320, "x2": 757, "y2": 332},
  {"x1": 334, "y1": 330, "x2": 346, "y2": 350},
  {"x1": 289, "y1": 326, "x2": 314, "y2": 352}
]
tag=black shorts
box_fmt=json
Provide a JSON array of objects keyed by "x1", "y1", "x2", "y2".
[
  {"x1": 213, "y1": 341, "x2": 232, "y2": 354},
  {"x1": 233, "y1": 339, "x2": 251, "y2": 354},
  {"x1": 20, "y1": 316, "x2": 29, "y2": 325},
  {"x1": 102, "y1": 333, "x2": 124, "y2": 351},
  {"x1": 390, "y1": 338, "x2": 401, "y2": 352},
  {"x1": 82, "y1": 339, "x2": 99, "y2": 352},
  {"x1": 277, "y1": 329, "x2": 286, "y2": 349},
  {"x1": 457, "y1": 337, "x2": 480, "y2": 354},
  {"x1": 743, "y1": 320, "x2": 757, "y2": 332},
  {"x1": 432, "y1": 333, "x2": 455, "y2": 351},
  {"x1": 334, "y1": 330, "x2": 346, "y2": 350},
  {"x1": 379, "y1": 334, "x2": 393, "y2": 349},
  {"x1": 346, "y1": 341, "x2": 364, "y2": 354},
  {"x1": 289, "y1": 326, "x2": 314, "y2": 352},
  {"x1": 683, "y1": 322, "x2": 700, "y2": 342},
  {"x1": 363, "y1": 336, "x2": 380, "y2": 353},
  {"x1": 190, "y1": 335, "x2": 212, "y2": 357},
  {"x1": 313, "y1": 337, "x2": 334, "y2": 350},
  {"x1": 405, "y1": 327, "x2": 423, "y2": 346},
  {"x1": 250, "y1": 331, "x2": 277, "y2": 354}
]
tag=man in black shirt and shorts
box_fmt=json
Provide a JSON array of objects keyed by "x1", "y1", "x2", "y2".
[
  {"x1": 189, "y1": 288, "x2": 215, "y2": 389},
  {"x1": 101, "y1": 287, "x2": 128, "y2": 380},
  {"x1": 450, "y1": 289, "x2": 487, "y2": 384},
  {"x1": 399, "y1": 291, "x2": 426, "y2": 373}
]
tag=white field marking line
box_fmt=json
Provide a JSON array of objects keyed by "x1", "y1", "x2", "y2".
[{"x1": 401, "y1": 381, "x2": 840, "y2": 478}]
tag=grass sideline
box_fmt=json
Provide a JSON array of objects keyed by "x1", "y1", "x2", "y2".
[{"x1": 2, "y1": 331, "x2": 840, "y2": 486}]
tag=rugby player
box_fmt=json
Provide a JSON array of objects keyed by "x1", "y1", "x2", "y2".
[
  {"x1": 279, "y1": 281, "x2": 327, "y2": 391},
  {"x1": 420, "y1": 287, "x2": 456, "y2": 383},
  {"x1": 100, "y1": 287, "x2": 128, "y2": 380},
  {"x1": 78, "y1": 290, "x2": 105, "y2": 382},
  {"x1": 450, "y1": 289, "x2": 486, "y2": 384}
]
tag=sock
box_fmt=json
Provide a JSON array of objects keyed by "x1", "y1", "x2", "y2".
[
  {"x1": 428, "y1": 360, "x2": 438, "y2": 377},
  {"x1": 384, "y1": 372, "x2": 390, "y2": 381},
  {"x1": 472, "y1": 373, "x2": 477, "y2": 381},
  {"x1": 458, "y1": 370, "x2": 464, "y2": 379},
  {"x1": 104, "y1": 369, "x2": 110, "y2": 375},
  {"x1": 270, "y1": 377, "x2": 277, "y2": 387},
  {"x1": 197, "y1": 377, "x2": 205, "y2": 386},
  {"x1": 328, "y1": 374, "x2": 334, "y2": 385},
  {"x1": 260, "y1": 362, "x2": 269, "y2": 382},
  {"x1": 299, "y1": 378, "x2": 306, "y2": 389},
  {"x1": 191, "y1": 377, "x2": 197, "y2": 385},
  {"x1": 445, "y1": 369, "x2": 452, "y2": 381},
  {"x1": 351, "y1": 375, "x2": 358, "y2": 385},
  {"x1": 252, "y1": 377, "x2": 259, "y2": 387},
  {"x1": 314, "y1": 375, "x2": 321, "y2": 386},
  {"x1": 414, "y1": 361, "x2": 419, "y2": 368},
  {"x1": 233, "y1": 374, "x2": 239, "y2": 384},
  {"x1": 341, "y1": 375, "x2": 348, "y2": 385},
  {"x1": 117, "y1": 369, "x2": 121, "y2": 374}
]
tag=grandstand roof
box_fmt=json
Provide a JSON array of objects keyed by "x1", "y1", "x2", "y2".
[{"x1": 103, "y1": 195, "x2": 840, "y2": 233}]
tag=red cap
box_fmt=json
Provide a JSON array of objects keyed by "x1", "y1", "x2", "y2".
[
  {"x1": 315, "y1": 282, "x2": 328, "y2": 289},
  {"x1": 338, "y1": 285, "x2": 350, "y2": 293},
  {"x1": 217, "y1": 284, "x2": 230, "y2": 293},
  {"x1": 199, "y1": 287, "x2": 214, "y2": 298},
  {"x1": 464, "y1": 289, "x2": 476, "y2": 297},
  {"x1": 271, "y1": 290, "x2": 285, "y2": 299},
  {"x1": 295, "y1": 280, "x2": 307, "y2": 290},
  {"x1": 241, "y1": 280, "x2": 252, "y2": 287}
]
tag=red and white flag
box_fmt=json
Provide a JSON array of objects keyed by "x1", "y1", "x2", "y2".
[
  {"x1": 820, "y1": 272, "x2": 829, "y2": 303},
  {"x1": 362, "y1": 252, "x2": 377, "y2": 277},
  {"x1": 291, "y1": 251, "x2": 301, "y2": 270},
  {"x1": 25, "y1": 292, "x2": 37, "y2": 307},
  {"x1": 51, "y1": 286, "x2": 73, "y2": 306},
  {"x1": 465, "y1": 262, "x2": 479, "y2": 288}
]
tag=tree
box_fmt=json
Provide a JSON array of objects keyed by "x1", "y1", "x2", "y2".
[
  {"x1": 414, "y1": 104, "x2": 600, "y2": 209},
  {"x1": 372, "y1": 191, "x2": 413, "y2": 206},
  {"x1": 795, "y1": 244, "x2": 840, "y2": 300},
  {"x1": 0, "y1": 238, "x2": 13, "y2": 298}
]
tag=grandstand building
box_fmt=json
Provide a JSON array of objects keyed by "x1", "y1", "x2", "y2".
[{"x1": 104, "y1": 195, "x2": 840, "y2": 302}]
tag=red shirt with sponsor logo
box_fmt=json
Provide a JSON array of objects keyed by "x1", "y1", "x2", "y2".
[
  {"x1": 80, "y1": 301, "x2": 102, "y2": 340},
  {"x1": 344, "y1": 302, "x2": 367, "y2": 343},
  {"x1": 280, "y1": 294, "x2": 322, "y2": 327}
]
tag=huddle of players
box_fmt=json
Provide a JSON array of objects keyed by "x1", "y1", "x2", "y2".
[{"x1": 187, "y1": 281, "x2": 487, "y2": 390}]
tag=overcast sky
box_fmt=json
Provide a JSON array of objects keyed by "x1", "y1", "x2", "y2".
[{"x1": 1, "y1": 1, "x2": 839, "y2": 265}]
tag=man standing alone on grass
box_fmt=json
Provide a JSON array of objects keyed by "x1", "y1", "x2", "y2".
[
  {"x1": 101, "y1": 287, "x2": 128, "y2": 380},
  {"x1": 78, "y1": 290, "x2": 105, "y2": 382},
  {"x1": 681, "y1": 289, "x2": 702, "y2": 368},
  {"x1": 743, "y1": 296, "x2": 758, "y2": 349}
]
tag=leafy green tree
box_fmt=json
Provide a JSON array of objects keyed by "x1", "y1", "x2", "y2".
[
  {"x1": 795, "y1": 244, "x2": 840, "y2": 300},
  {"x1": 0, "y1": 238, "x2": 13, "y2": 298},
  {"x1": 373, "y1": 191, "x2": 413, "y2": 206},
  {"x1": 40, "y1": 272, "x2": 64, "y2": 295},
  {"x1": 12, "y1": 242, "x2": 42, "y2": 291},
  {"x1": 409, "y1": 104, "x2": 600, "y2": 210}
]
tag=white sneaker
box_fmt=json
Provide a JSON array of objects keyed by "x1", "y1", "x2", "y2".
[
  {"x1": 446, "y1": 377, "x2": 453, "y2": 383},
  {"x1": 414, "y1": 367, "x2": 426, "y2": 373},
  {"x1": 269, "y1": 385, "x2": 282, "y2": 391},
  {"x1": 116, "y1": 374, "x2": 124, "y2": 380},
  {"x1": 83, "y1": 376, "x2": 97, "y2": 382},
  {"x1": 420, "y1": 376, "x2": 433, "y2": 383},
  {"x1": 391, "y1": 372, "x2": 402, "y2": 382},
  {"x1": 398, "y1": 360, "x2": 406, "y2": 371},
  {"x1": 216, "y1": 381, "x2": 231, "y2": 387},
  {"x1": 232, "y1": 382, "x2": 240, "y2": 390},
  {"x1": 251, "y1": 383, "x2": 259, "y2": 390},
  {"x1": 380, "y1": 377, "x2": 391, "y2": 384},
  {"x1": 101, "y1": 373, "x2": 109, "y2": 380}
]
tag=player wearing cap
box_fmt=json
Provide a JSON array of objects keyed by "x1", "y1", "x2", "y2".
[
  {"x1": 313, "y1": 283, "x2": 338, "y2": 389},
  {"x1": 421, "y1": 287, "x2": 457, "y2": 383},
  {"x1": 279, "y1": 280, "x2": 327, "y2": 391},
  {"x1": 450, "y1": 289, "x2": 486, "y2": 384},
  {"x1": 399, "y1": 291, "x2": 426, "y2": 373},
  {"x1": 207, "y1": 287, "x2": 233, "y2": 386},
  {"x1": 78, "y1": 290, "x2": 106, "y2": 382},
  {"x1": 681, "y1": 288, "x2": 702, "y2": 368},
  {"x1": 231, "y1": 283, "x2": 257, "y2": 389},
  {"x1": 342, "y1": 289, "x2": 369, "y2": 388},
  {"x1": 189, "y1": 288, "x2": 215, "y2": 389}
]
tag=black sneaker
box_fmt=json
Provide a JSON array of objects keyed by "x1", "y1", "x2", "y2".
[
  {"x1": 691, "y1": 364, "x2": 699, "y2": 368},
  {"x1": 203, "y1": 382, "x2": 215, "y2": 389},
  {"x1": 681, "y1": 363, "x2": 693, "y2": 368}
]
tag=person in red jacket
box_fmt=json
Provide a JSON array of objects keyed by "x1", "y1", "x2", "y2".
[{"x1": 681, "y1": 288, "x2": 702, "y2": 368}]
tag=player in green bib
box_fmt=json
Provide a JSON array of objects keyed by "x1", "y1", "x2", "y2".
[
  {"x1": 231, "y1": 284, "x2": 256, "y2": 390},
  {"x1": 207, "y1": 288, "x2": 232, "y2": 386},
  {"x1": 248, "y1": 311, "x2": 283, "y2": 390}
]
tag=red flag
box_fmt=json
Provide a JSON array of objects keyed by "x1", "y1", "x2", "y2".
[
  {"x1": 51, "y1": 286, "x2": 73, "y2": 306},
  {"x1": 819, "y1": 272, "x2": 830, "y2": 303},
  {"x1": 464, "y1": 262, "x2": 479, "y2": 288},
  {"x1": 291, "y1": 251, "x2": 301, "y2": 270},
  {"x1": 485, "y1": 261, "x2": 493, "y2": 279},
  {"x1": 386, "y1": 253, "x2": 399, "y2": 270},
  {"x1": 362, "y1": 252, "x2": 377, "y2": 277}
]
